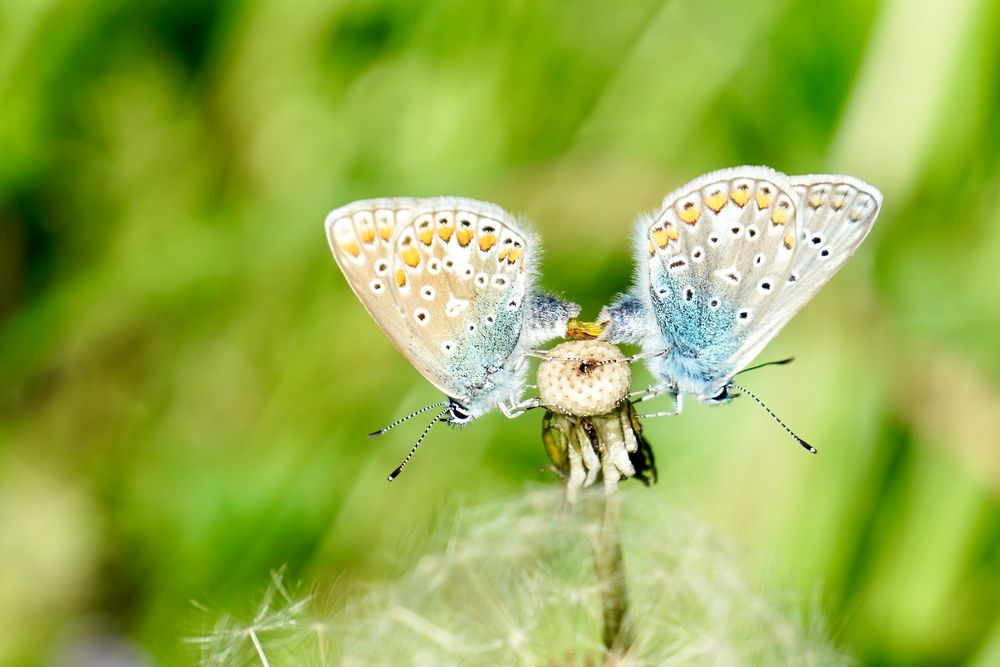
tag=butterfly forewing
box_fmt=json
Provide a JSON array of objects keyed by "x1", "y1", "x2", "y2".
[
  {"x1": 783, "y1": 175, "x2": 881, "y2": 313},
  {"x1": 387, "y1": 198, "x2": 534, "y2": 402},
  {"x1": 727, "y1": 175, "x2": 882, "y2": 371},
  {"x1": 326, "y1": 198, "x2": 416, "y2": 333},
  {"x1": 644, "y1": 167, "x2": 799, "y2": 369}
]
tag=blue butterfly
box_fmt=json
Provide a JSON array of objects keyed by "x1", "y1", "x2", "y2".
[
  {"x1": 599, "y1": 167, "x2": 882, "y2": 450},
  {"x1": 326, "y1": 197, "x2": 579, "y2": 478}
]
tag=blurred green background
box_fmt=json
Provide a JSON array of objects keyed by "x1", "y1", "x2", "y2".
[{"x1": 2, "y1": 0, "x2": 1000, "y2": 664}]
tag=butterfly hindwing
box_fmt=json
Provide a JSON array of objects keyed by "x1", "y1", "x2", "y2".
[
  {"x1": 388, "y1": 198, "x2": 533, "y2": 404},
  {"x1": 642, "y1": 167, "x2": 799, "y2": 372}
]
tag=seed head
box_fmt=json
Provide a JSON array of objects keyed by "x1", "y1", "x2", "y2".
[{"x1": 537, "y1": 341, "x2": 631, "y2": 417}]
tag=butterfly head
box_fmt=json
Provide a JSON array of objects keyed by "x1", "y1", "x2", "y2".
[
  {"x1": 444, "y1": 398, "x2": 475, "y2": 426},
  {"x1": 701, "y1": 382, "x2": 736, "y2": 405}
]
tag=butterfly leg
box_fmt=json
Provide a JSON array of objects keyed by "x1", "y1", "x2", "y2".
[
  {"x1": 639, "y1": 390, "x2": 683, "y2": 418},
  {"x1": 628, "y1": 381, "x2": 675, "y2": 403},
  {"x1": 499, "y1": 396, "x2": 541, "y2": 419}
]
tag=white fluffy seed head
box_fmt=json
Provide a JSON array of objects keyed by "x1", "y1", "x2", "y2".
[{"x1": 537, "y1": 341, "x2": 631, "y2": 417}]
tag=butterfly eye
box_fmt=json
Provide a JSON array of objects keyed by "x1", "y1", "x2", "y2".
[
  {"x1": 711, "y1": 386, "x2": 729, "y2": 401},
  {"x1": 448, "y1": 402, "x2": 471, "y2": 424}
]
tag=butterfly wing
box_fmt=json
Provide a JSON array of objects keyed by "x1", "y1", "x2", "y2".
[
  {"x1": 326, "y1": 196, "x2": 419, "y2": 353},
  {"x1": 328, "y1": 196, "x2": 577, "y2": 413},
  {"x1": 388, "y1": 197, "x2": 538, "y2": 404},
  {"x1": 632, "y1": 167, "x2": 802, "y2": 388},
  {"x1": 721, "y1": 174, "x2": 883, "y2": 375}
]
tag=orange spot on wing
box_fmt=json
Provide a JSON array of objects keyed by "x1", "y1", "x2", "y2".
[
  {"x1": 478, "y1": 233, "x2": 497, "y2": 252},
  {"x1": 770, "y1": 208, "x2": 789, "y2": 225},
  {"x1": 359, "y1": 227, "x2": 376, "y2": 244},
  {"x1": 652, "y1": 226, "x2": 677, "y2": 248},
  {"x1": 438, "y1": 223, "x2": 454, "y2": 242},
  {"x1": 457, "y1": 229, "x2": 474, "y2": 246},
  {"x1": 418, "y1": 229, "x2": 435, "y2": 245},
  {"x1": 704, "y1": 190, "x2": 727, "y2": 213},
  {"x1": 377, "y1": 224, "x2": 393, "y2": 240},
  {"x1": 401, "y1": 246, "x2": 421, "y2": 267},
  {"x1": 755, "y1": 189, "x2": 773, "y2": 209},
  {"x1": 679, "y1": 203, "x2": 700, "y2": 225},
  {"x1": 505, "y1": 248, "x2": 522, "y2": 264},
  {"x1": 395, "y1": 268, "x2": 406, "y2": 287},
  {"x1": 783, "y1": 232, "x2": 794, "y2": 250},
  {"x1": 342, "y1": 240, "x2": 361, "y2": 257},
  {"x1": 731, "y1": 185, "x2": 750, "y2": 207}
]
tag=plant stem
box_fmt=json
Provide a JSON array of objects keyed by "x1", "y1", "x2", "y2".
[{"x1": 591, "y1": 491, "x2": 632, "y2": 658}]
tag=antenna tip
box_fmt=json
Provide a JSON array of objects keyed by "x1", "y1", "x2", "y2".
[
  {"x1": 367, "y1": 430, "x2": 383, "y2": 439},
  {"x1": 799, "y1": 439, "x2": 818, "y2": 454},
  {"x1": 387, "y1": 467, "x2": 403, "y2": 482}
]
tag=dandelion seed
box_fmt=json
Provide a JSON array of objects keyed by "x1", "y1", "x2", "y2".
[{"x1": 194, "y1": 490, "x2": 850, "y2": 665}]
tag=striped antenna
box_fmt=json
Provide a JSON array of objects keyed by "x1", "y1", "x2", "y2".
[
  {"x1": 730, "y1": 381, "x2": 817, "y2": 454},
  {"x1": 387, "y1": 408, "x2": 449, "y2": 482},
  {"x1": 368, "y1": 401, "x2": 448, "y2": 439}
]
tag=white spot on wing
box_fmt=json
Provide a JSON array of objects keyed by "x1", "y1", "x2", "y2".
[
  {"x1": 714, "y1": 266, "x2": 742, "y2": 284},
  {"x1": 445, "y1": 295, "x2": 470, "y2": 317}
]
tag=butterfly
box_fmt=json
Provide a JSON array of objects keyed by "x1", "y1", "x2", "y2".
[
  {"x1": 598, "y1": 166, "x2": 882, "y2": 450},
  {"x1": 325, "y1": 197, "x2": 580, "y2": 478}
]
